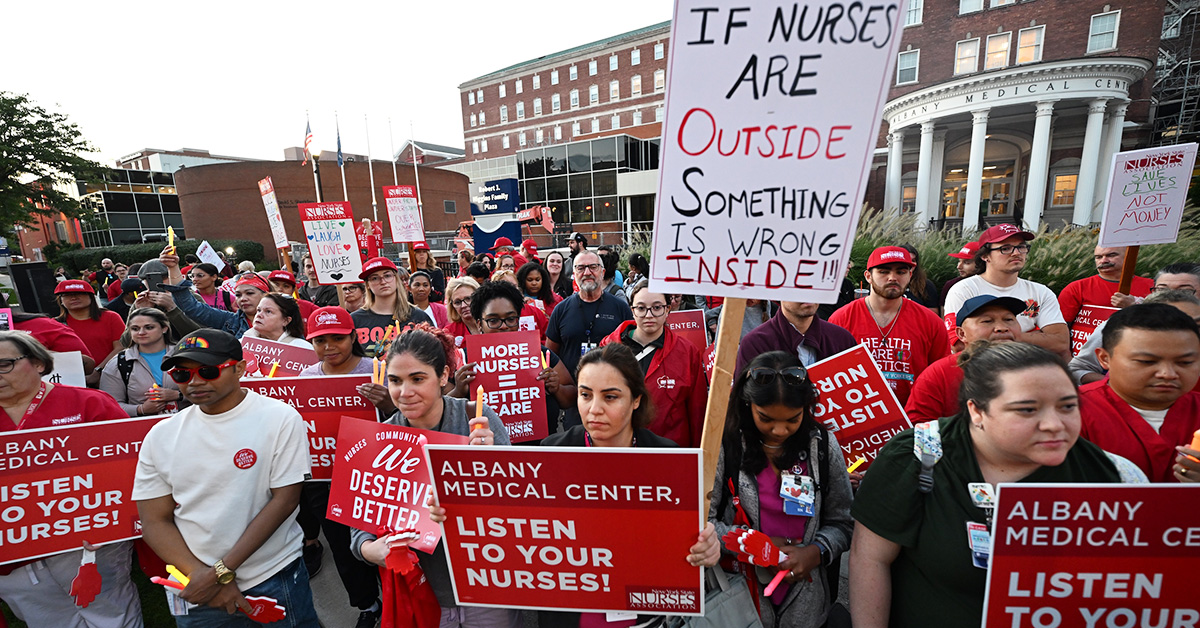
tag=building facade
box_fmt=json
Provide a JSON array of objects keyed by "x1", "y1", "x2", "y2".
[
  {"x1": 79, "y1": 168, "x2": 185, "y2": 247},
  {"x1": 871, "y1": 0, "x2": 1165, "y2": 232},
  {"x1": 116, "y1": 148, "x2": 254, "y2": 173}
]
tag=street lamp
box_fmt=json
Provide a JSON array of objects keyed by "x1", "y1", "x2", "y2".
[
  {"x1": 225, "y1": 246, "x2": 234, "y2": 255},
  {"x1": 310, "y1": 145, "x2": 325, "y2": 203}
]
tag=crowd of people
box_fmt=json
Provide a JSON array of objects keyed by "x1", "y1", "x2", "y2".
[{"x1": 2, "y1": 224, "x2": 1198, "y2": 628}]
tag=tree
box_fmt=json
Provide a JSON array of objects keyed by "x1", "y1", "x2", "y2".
[{"x1": 0, "y1": 92, "x2": 106, "y2": 233}]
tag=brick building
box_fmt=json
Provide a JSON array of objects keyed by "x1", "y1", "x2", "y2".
[{"x1": 871, "y1": 0, "x2": 1165, "y2": 232}]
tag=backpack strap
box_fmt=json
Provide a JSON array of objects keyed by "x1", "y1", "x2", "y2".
[{"x1": 117, "y1": 353, "x2": 136, "y2": 389}]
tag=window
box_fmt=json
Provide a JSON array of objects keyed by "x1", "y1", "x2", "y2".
[
  {"x1": 654, "y1": 43, "x2": 664, "y2": 59},
  {"x1": 631, "y1": 48, "x2": 641, "y2": 65},
  {"x1": 610, "y1": 80, "x2": 620, "y2": 100},
  {"x1": 896, "y1": 50, "x2": 919, "y2": 84},
  {"x1": 476, "y1": 89, "x2": 483, "y2": 102},
  {"x1": 610, "y1": 55, "x2": 618, "y2": 70},
  {"x1": 570, "y1": 89, "x2": 579, "y2": 109},
  {"x1": 1017, "y1": 26, "x2": 1044, "y2": 63},
  {"x1": 959, "y1": 0, "x2": 982, "y2": 13},
  {"x1": 502, "y1": 135, "x2": 510, "y2": 149},
  {"x1": 536, "y1": 129, "x2": 544, "y2": 143},
  {"x1": 633, "y1": 110, "x2": 643, "y2": 125},
  {"x1": 572, "y1": 121, "x2": 581, "y2": 136},
  {"x1": 516, "y1": 101, "x2": 525, "y2": 120},
  {"x1": 499, "y1": 84, "x2": 506, "y2": 98},
  {"x1": 444, "y1": 200, "x2": 456, "y2": 214},
  {"x1": 1089, "y1": 11, "x2": 1120, "y2": 52},
  {"x1": 472, "y1": 140, "x2": 479, "y2": 154},
  {"x1": 990, "y1": 0, "x2": 1014, "y2": 6},
  {"x1": 569, "y1": 65, "x2": 578, "y2": 80},
  {"x1": 554, "y1": 126, "x2": 562, "y2": 140},
  {"x1": 655, "y1": 107, "x2": 664, "y2": 122},
  {"x1": 589, "y1": 84, "x2": 599, "y2": 104},
  {"x1": 906, "y1": 0, "x2": 922, "y2": 25},
  {"x1": 533, "y1": 74, "x2": 541, "y2": 89},
  {"x1": 479, "y1": 111, "x2": 485, "y2": 125},
  {"x1": 551, "y1": 70, "x2": 559, "y2": 85},
  {"x1": 1051, "y1": 174, "x2": 1078, "y2": 206},
  {"x1": 589, "y1": 60, "x2": 597, "y2": 76},
  {"x1": 901, "y1": 185, "x2": 917, "y2": 213},
  {"x1": 533, "y1": 98, "x2": 542, "y2": 115},
  {"x1": 591, "y1": 119, "x2": 600, "y2": 133},
  {"x1": 986, "y1": 33, "x2": 1011, "y2": 70},
  {"x1": 516, "y1": 79, "x2": 523, "y2": 94},
  {"x1": 552, "y1": 94, "x2": 561, "y2": 112},
  {"x1": 519, "y1": 132, "x2": 527, "y2": 147},
  {"x1": 654, "y1": 70, "x2": 665, "y2": 91},
  {"x1": 500, "y1": 105, "x2": 508, "y2": 123},
  {"x1": 611, "y1": 114, "x2": 620, "y2": 129},
  {"x1": 631, "y1": 75, "x2": 642, "y2": 96},
  {"x1": 480, "y1": 139, "x2": 488, "y2": 152},
  {"x1": 470, "y1": 113, "x2": 477, "y2": 127},
  {"x1": 955, "y1": 39, "x2": 980, "y2": 75},
  {"x1": 468, "y1": 92, "x2": 475, "y2": 105}
]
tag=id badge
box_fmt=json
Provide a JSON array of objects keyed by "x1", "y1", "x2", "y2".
[
  {"x1": 966, "y1": 522, "x2": 990, "y2": 569},
  {"x1": 780, "y1": 473, "x2": 815, "y2": 517},
  {"x1": 967, "y1": 483, "x2": 996, "y2": 510},
  {"x1": 581, "y1": 342, "x2": 598, "y2": 357},
  {"x1": 166, "y1": 589, "x2": 189, "y2": 616}
]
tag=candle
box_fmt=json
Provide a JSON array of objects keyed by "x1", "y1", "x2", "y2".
[{"x1": 267, "y1": 362, "x2": 278, "y2": 378}]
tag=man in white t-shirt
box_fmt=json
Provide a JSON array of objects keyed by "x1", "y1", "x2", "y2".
[
  {"x1": 134, "y1": 329, "x2": 318, "y2": 627},
  {"x1": 943, "y1": 224, "x2": 1069, "y2": 356}
]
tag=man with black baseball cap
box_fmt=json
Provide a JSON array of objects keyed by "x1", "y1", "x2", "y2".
[
  {"x1": 905, "y1": 295, "x2": 1026, "y2": 422},
  {"x1": 134, "y1": 329, "x2": 318, "y2": 626},
  {"x1": 565, "y1": 231, "x2": 588, "y2": 280}
]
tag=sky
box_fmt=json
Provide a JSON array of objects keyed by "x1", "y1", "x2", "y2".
[{"x1": 6, "y1": 1, "x2": 673, "y2": 165}]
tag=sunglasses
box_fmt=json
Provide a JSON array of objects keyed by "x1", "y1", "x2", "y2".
[
  {"x1": 747, "y1": 366, "x2": 808, "y2": 386},
  {"x1": 168, "y1": 360, "x2": 238, "y2": 384}
]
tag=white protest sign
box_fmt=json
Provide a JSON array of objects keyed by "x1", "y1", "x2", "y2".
[
  {"x1": 649, "y1": 2, "x2": 905, "y2": 303},
  {"x1": 195, "y1": 240, "x2": 226, "y2": 271},
  {"x1": 1098, "y1": 143, "x2": 1198, "y2": 248},
  {"x1": 298, "y1": 202, "x2": 363, "y2": 285},
  {"x1": 258, "y1": 177, "x2": 289, "y2": 250},
  {"x1": 43, "y1": 351, "x2": 86, "y2": 387},
  {"x1": 383, "y1": 185, "x2": 425, "y2": 243}
]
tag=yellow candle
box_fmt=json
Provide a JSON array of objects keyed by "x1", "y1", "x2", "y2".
[
  {"x1": 540, "y1": 350, "x2": 549, "y2": 370},
  {"x1": 474, "y1": 385, "x2": 485, "y2": 423},
  {"x1": 847, "y1": 457, "x2": 866, "y2": 473},
  {"x1": 167, "y1": 226, "x2": 175, "y2": 249},
  {"x1": 267, "y1": 362, "x2": 278, "y2": 378},
  {"x1": 165, "y1": 564, "x2": 190, "y2": 586}
]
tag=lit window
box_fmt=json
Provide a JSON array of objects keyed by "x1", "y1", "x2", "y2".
[
  {"x1": 516, "y1": 102, "x2": 525, "y2": 120},
  {"x1": 479, "y1": 111, "x2": 485, "y2": 125},
  {"x1": 533, "y1": 75, "x2": 541, "y2": 89},
  {"x1": 959, "y1": 0, "x2": 982, "y2": 13},
  {"x1": 476, "y1": 89, "x2": 483, "y2": 103},
  {"x1": 516, "y1": 79, "x2": 523, "y2": 94},
  {"x1": 633, "y1": 110, "x2": 643, "y2": 125},
  {"x1": 1089, "y1": 11, "x2": 1120, "y2": 52},
  {"x1": 610, "y1": 80, "x2": 619, "y2": 101},
  {"x1": 552, "y1": 94, "x2": 561, "y2": 112},
  {"x1": 468, "y1": 92, "x2": 475, "y2": 105},
  {"x1": 500, "y1": 106, "x2": 508, "y2": 123},
  {"x1": 572, "y1": 121, "x2": 581, "y2": 136},
  {"x1": 536, "y1": 129, "x2": 544, "y2": 143},
  {"x1": 654, "y1": 70, "x2": 665, "y2": 91},
  {"x1": 955, "y1": 39, "x2": 980, "y2": 75},
  {"x1": 906, "y1": 0, "x2": 923, "y2": 25},
  {"x1": 1017, "y1": 26, "x2": 1044, "y2": 64},
  {"x1": 897, "y1": 50, "x2": 919, "y2": 84},
  {"x1": 990, "y1": 0, "x2": 1014, "y2": 6},
  {"x1": 533, "y1": 98, "x2": 542, "y2": 116},
  {"x1": 502, "y1": 135, "x2": 510, "y2": 149},
  {"x1": 610, "y1": 55, "x2": 618, "y2": 70},
  {"x1": 499, "y1": 84, "x2": 506, "y2": 98},
  {"x1": 470, "y1": 114, "x2": 477, "y2": 127},
  {"x1": 570, "y1": 89, "x2": 579, "y2": 109},
  {"x1": 589, "y1": 85, "x2": 599, "y2": 104},
  {"x1": 986, "y1": 33, "x2": 1011, "y2": 70},
  {"x1": 611, "y1": 114, "x2": 620, "y2": 129},
  {"x1": 655, "y1": 107, "x2": 663, "y2": 122},
  {"x1": 569, "y1": 65, "x2": 578, "y2": 80},
  {"x1": 519, "y1": 132, "x2": 527, "y2": 147},
  {"x1": 631, "y1": 48, "x2": 641, "y2": 65},
  {"x1": 901, "y1": 186, "x2": 917, "y2": 213},
  {"x1": 480, "y1": 139, "x2": 488, "y2": 152},
  {"x1": 589, "y1": 60, "x2": 597, "y2": 76},
  {"x1": 551, "y1": 70, "x2": 559, "y2": 85},
  {"x1": 654, "y1": 43, "x2": 664, "y2": 59},
  {"x1": 554, "y1": 126, "x2": 562, "y2": 140},
  {"x1": 591, "y1": 119, "x2": 600, "y2": 133},
  {"x1": 1051, "y1": 174, "x2": 1078, "y2": 206},
  {"x1": 631, "y1": 75, "x2": 642, "y2": 96}
]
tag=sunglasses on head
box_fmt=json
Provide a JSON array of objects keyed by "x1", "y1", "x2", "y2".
[
  {"x1": 168, "y1": 360, "x2": 238, "y2": 384},
  {"x1": 747, "y1": 366, "x2": 808, "y2": 386}
]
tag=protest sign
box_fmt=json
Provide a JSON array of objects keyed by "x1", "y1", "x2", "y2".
[
  {"x1": 982, "y1": 484, "x2": 1200, "y2": 628},
  {"x1": 384, "y1": 185, "x2": 424, "y2": 243},
  {"x1": 0, "y1": 307, "x2": 12, "y2": 331},
  {"x1": 666, "y1": 310, "x2": 708, "y2": 351},
  {"x1": 326, "y1": 418, "x2": 466, "y2": 552},
  {"x1": 426, "y1": 446, "x2": 703, "y2": 615},
  {"x1": 239, "y1": 336, "x2": 320, "y2": 377},
  {"x1": 648, "y1": 1, "x2": 905, "y2": 303},
  {"x1": 241, "y1": 374, "x2": 375, "y2": 480},
  {"x1": 0, "y1": 415, "x2": 167, "y2": 564},
  {"x1": 807, "y1": 345, "x2": 909, "y2": 470},
  {"x1": 195, "y1": 240, "x2": 226, "y2": 271},
  {"x1": 258, "y1": 177, "x2": 289, "y2": 250},
  {"x1": 299, "y1": 201, "x2": 363, "y2": 284},
  {"x1": 465, "y1": 331, "x2": 548, "y2": 443},
  {"x1": 1068, "y1": 304, "x2": 1118, "y2": 356},
  {"x1": 355, "y1": 220, "x2": 383, "y2": 262},
  {"x1": 43, "y1": 351, "x2": 86, "y2": 388},
  {"x1": 1098, "y1": 143, "x2": 1198, "y2": 248}
]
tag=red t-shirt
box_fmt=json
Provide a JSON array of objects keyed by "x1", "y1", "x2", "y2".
[
  {"x1": 63, "y1": 311, "x2": 127, "y2": 364},
  {"x1": 1058, "y1": 274, "x2": 1154, "y2": 355},
  {"x1": 828, "y1": 298, "x2": 951, "y2": 405},
  {"x1": 1079, "y1": 381, "x2": 1200, "y2": 482},
  {"x1": 0, "y1": 384, "x2": 127, "y2": 432},
  {"x1": 14, "y1": 317, "x2": 90, "y2": 357},
  {"x1": 904, "y1": 354, "x2": 964, "y2": 423}
]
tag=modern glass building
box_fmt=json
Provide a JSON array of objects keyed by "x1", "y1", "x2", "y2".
[{"x1": 78, "y1": 169, "x2": 185, "y2": 247}]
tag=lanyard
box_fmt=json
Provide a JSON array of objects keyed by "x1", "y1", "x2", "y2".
[{"x1": 15, "y1": 382, "x2": 50, "y2": 431}]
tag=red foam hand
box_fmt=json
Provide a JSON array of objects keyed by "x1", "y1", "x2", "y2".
[
  {"x1": 721, "y1": 529, "x2": 782, "y2": 567},
  {"x1": 377, "y1": 527, "x2": 421, "y2": 574},
  {"x1": 71, "y1": 561, "x2": 102, "y2": 607},
  {"x1": 242, "y1": 596, "x2": 287, "y2": 624}
]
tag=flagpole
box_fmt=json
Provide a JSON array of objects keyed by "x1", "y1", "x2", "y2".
[
  {"x1": 388, "y1": 118, "x2": 398, "y2": 186},
  {"x1": 409, "y1": 120, "x2": 423, "y2": 213},
  {"x1": 365, "y1": 114, "x2": 378, "y2": 222},
  {"x1": 336, "y1": 112, "x2": 348, "y2": 202}
]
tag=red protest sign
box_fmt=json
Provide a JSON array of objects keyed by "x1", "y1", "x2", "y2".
[
  {"x1": 807, "y1": 345, "x2": 909, "y2": 470},
  {"x1": 1068, "y1": 304, "x2": 1118, "y2": 356},
  {"x1": 299, "y1": 201, "x2": 363, "y2": 285},
  {"x1": 0, "y1": 416, "x2": 167, "y2": 564},
  {"x1": 983, "y1": 484, "x2": 1200, "y2": 628},
  {"x1": 425, "y1": 446, "x2": 703, "y2": 615},
  {"x1": 240, "y1": 336, "x2": 320, "y2": 377},
  {"x1": 326, "y1": 418, "x2": 466, "y2": 553},
  {"x1": 241, "y1": 375, "x2": 375, "y2": 480},
  {"x1": 666, "y1": 310, "x2": 708, "y2": 351},
  {"x1": 355, "y1": 220, "x2": 383, "y2": 262},
  {"x1": 465, "y1": 331, "x2": 548, "y2": 443}
]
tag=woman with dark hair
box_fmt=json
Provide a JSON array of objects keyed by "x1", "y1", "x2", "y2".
[
  {"x1": 409, "y1": 270, "x2": 449, "y2": 327},
  {"x1": 544, "y1": 251, "x2": 572, "y2": 299},
  {"x1": 901, "y1": 244, "x2": 939, "y2": 310},
  {"x1": 189, "y1": 263, "x2": 234, "y2": 311},
  {"x1": 100, "y1": 307, "x2": 184, "y2": 417},
  {"x1": 464, "y1": 261, "x2": 491, "y2": 284},
  {"x1": 299, "y1": 306, "x2": 394, "y2": 412},
  {"x1": 456, "y1": 248, "x2": 475, "y2": 277},
  {"x1": 709, "y1": 351, "x2": 854, "y2": 628},
  {"x1": 244, "y1": 293, "x2": 310, "y2": 347},
  {"x1": 411, "y1": 243, "x2": 446, "y2": 302},
  {"x1": 850, "y1": 341, "x2": 1146, "y2": 628},
  {"x1": 624, "y1": 252, "x2": 650, "y2": 300},
  {"x1": 53, "y1": 279, "x2": 125, "y2": 368},
  {"x1": 517, "y1": 262, "x2": 561, "y2": 315}
]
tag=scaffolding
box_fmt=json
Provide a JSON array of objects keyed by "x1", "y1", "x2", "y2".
[{"x1": 1152, "y1": 0, "x2": 1200, "y2": 145}]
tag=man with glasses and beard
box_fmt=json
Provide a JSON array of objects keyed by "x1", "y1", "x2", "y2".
[
  {"x1": 1058, "y1": 245, "x2": 1154, "y2": 355},
  {"x1": 134, "y1": 329, "x2": 319, "y2": 627}
]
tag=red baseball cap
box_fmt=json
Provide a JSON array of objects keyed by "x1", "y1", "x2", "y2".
[
  {"x1": 521, "y1": 239, "x2": 537, "y2": 253},
  {"x1": 490, "y1": 237, "x2": 514, "y2": 250},
  {"x1": 948, "y1": 241, "x2": 982, "y2": 260},
  {"x1": 978, "y1": 224, "x2": 1034, "y2": 246},
  {"x1": 54, "y1": 280, "x2": 95, "y2": 295},
  {"x1": 234, "y1": 273, "x2": 271, "y2": 293},
  {"x1": 866, "y1": 246, "x2": 915, "y2": 269},
  {"x1": 306, "y1": 306, "x2": 356, "y2": 339},
  {"x1": 359, "y1": 256, "x2": 397, "y2": 281},
  {"x1": 267, "y1": 270, "x2": 297, "y2": 286},
  {"x1": 412, "y1": 242, "x2": 430, "y2": 251}
]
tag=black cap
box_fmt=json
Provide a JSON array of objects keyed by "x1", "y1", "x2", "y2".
[
  {"x1": 162, "y1": 329, "x2": 243, "y2": 369},
  {"x1": 120, "y1": 278, "x2": 146, "y2": 294},
  {"x1": 569, "y1": 232, "x2": 587, "y2": 243},
  {"x1": 956, "y1": 295, "x2": 1027, "y2": 327}
]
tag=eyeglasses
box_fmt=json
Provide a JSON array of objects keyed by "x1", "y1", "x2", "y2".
[
  {"x1": 631, "y1": 304, "x2": 669, "y2": 317},
  {"x1": 168, "y1": 360, "x2": 238, "y2": 384},
  {"x1": 0, "y1": 356, "x2": 27, "y2": 374},
  {"x1": 367, "y1": 272, "x2": 396, "y2": 285},
  {"x1": 452, "y1": 296, "x2": 473, "y2": 308},
  {"x1": 747, "y1": 366, "x2": 808, "y2": 386},
  {"x1": 1154, "y1": 286, "x2": 1197, "y2": 295},
  {"x1": 574, "y1": 263, "x2": 602, "y2": 273},
  {"x1": 988, "y1": 244, "x2": 1031, "y2": 256},
  {"x1": 482, "y1": 315, "x2": 521, "y2": 329}
]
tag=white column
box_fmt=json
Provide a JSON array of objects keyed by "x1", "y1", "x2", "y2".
[
  {"x1": 927, "y1": 130, "x2": 947, "y2": 223},
  {"x1": 1092, "y1": 100, "x2": 1129, "y2": 223},
  {"x1": 963, "y1": 109, "x2": 990, "y2": 233},
  {"x1": 1023, "y1": 100, "x2": 1057, "y2": 232},
  {"x1": 885, "y1": 130, "x2": 905, "y2": 213},
  {"x1": 915, "y1": 121, "x2": 936, "y2": 227},
  {"x1": 1072, "y1": 98, "x2": 1109, "y2": 226}
]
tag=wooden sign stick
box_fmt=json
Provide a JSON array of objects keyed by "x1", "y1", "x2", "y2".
[
  {"x1": 1117, "y1": 245, "x2": 1140, "y2": 295},
  {"x1": 699, "y1": 297, "x2": 746, "y2": 516}
]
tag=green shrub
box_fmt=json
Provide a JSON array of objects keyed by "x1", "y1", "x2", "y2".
[{"x1": 58, "y1": 239, "x2": 265, "y2": 274}]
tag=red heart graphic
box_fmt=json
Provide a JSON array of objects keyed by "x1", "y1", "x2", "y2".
[
  {"x1": 344, "y1": 244, "x2": 353, "y2": 251},
  {"x1": 787, "y1": 486, "x2": 803, "y2": 497}
]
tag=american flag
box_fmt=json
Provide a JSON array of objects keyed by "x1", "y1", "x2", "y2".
[{"x1": 302, "y1": 120, "x2": 313, "y2": 166}]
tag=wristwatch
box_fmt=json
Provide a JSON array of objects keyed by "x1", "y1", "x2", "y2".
[
  {"x1": 812, "y1": 540, "x2": 831, "y2": 566},
  {"x1": 213, "y1": 559, "x2": 236, "y2": 585}
]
